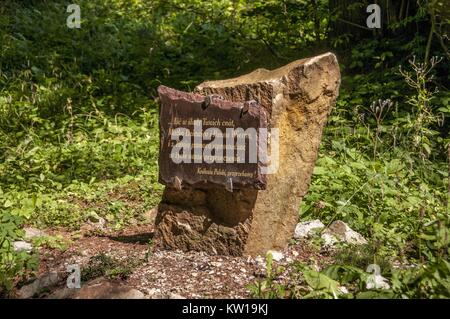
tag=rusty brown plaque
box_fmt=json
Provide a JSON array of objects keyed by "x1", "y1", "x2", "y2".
[{"x1": 157, "y1": 85, "x2": 267, "y2": 190}]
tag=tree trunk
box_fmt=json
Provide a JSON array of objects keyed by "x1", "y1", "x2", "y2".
[{"x1": 448, "y1": 143, "x2": 450, "y2": 215}]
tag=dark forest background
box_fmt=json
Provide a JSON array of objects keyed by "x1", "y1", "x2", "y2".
[{"x1": 0, "y1": 0, "x2": 449, "y2": 298}]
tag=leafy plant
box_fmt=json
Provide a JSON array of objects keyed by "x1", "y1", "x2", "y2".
[
  {"x1": 0, "y1": 212, "x2": 38, "y2": 296},
  {"x1": 81, "y1": 253, "x2": 138, "y2": 281},
  {"x1": 247, "y1": 252, "x2": 287, "y2": 299}
]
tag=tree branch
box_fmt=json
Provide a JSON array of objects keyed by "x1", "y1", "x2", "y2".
[{"x1": 337, "y1": 18, "x2": 372, "y2": 31}]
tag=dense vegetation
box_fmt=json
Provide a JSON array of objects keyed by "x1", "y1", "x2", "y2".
[{"x1": 0, "y1": 0, "x2": 448, "y2": 298}]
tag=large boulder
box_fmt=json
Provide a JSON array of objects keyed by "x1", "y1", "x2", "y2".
[
  {"x1": 48, "y1": 278, "x2": 146, "y2": 299},
  {"x1": 154, "y1": 52, "x2": 341, "y2": 256}
]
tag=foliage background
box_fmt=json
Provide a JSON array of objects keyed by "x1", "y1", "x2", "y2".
[{"x1": 0, "y1": 0, "x2": 449, "y2": 297}]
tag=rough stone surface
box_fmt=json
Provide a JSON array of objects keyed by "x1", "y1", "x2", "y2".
[
  {"x1": 321, "y1": 220, "x2": 367, "y2": 246},
  {"x1": 294, "y1": 220, "x2": 325, "y2": 239},
  {"x1": 168, "y1": 292, "x2": 186, "y2": 299},
  {"x1": 17, "y1": 272, "x2": 62, "y2": 298},
  {"x1": 154, "y1": 52, "x2": 341, "y2": 256},
  {"x1": 145, "y1": 289, "x2": 186, "y2": 299},
  {"x1": 53, "y1": 278, "x2": 146, "y2": 299},
  {"x1": 13, "y1": 240, "x2": 32, "y2": 252},
  {"x1": 87, "y1": 212, "x2": 106, "y2": 229},
  {"x1": 267, "y1": 250, "x2": 284, "y2": 262}
]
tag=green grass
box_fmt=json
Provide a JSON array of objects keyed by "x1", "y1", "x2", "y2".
[
  {"x1": 81, "y1": 253, "x2": 141, "y2": 281},
  {"x1": 0, "y1": 110, "x2": 163, "y2": 228}
]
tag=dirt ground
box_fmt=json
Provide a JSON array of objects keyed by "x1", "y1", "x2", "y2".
[{"x1": 15, "y1": 220, "x2": 334, "y2": 299}]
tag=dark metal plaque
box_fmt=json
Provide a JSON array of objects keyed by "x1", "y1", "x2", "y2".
[{"x1": 158, "y1": 85, "x2": 267, "y2": 190}]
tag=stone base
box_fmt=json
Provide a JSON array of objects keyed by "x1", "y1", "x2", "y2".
[{"x1": 155, "y1": 186, "x2": 255, "y2": 256}]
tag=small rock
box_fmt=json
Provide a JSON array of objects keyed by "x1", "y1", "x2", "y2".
[
  {"x1": 80, "y1": 249, "x2": 90, "y2": 256},
  {"x1": 168, "y1": 292, "x2": 186, "y2": 299},
  {"x1": 339, "y1": 286, "x2": 349, "y2": 294},
  {"x1": 118, "y1": 288, "x2": 145, "y2": 299},
  {"x1": 321, "y1": 220, "x2": 367, "y2": 246},
  {"x1": 147, "y1": 288, "x2": 166, "y2": 299},
  {"x1": 87, "y1": 211, "x2": 101, "y2": 223},
  {"x1": 321, "y1": 232, "x2": 338, "y2": 246},
  {"x1": 13, "y1": 241, "x2": 32, "y2": 252},
  {"x1": 47, "y1": 287, "x2": 76, "y2": 299},
  {"x1": 366, "y1": 274, "x2": 390, "y2": 290},
  {"x1": 294, "y1": 220, "x2": 325, "y2": 239},
  {"x1": 87, "y1": 214, "x2": 106, "y2": 230},
  {"x1": 312, "y1": 264, "x2": 321, "y2": 272},
  {"x1": 255, "y1": 256, "x2": 265, "y2": 265},
  {"x1": 146, "y1": 288, "x2": 160, "y2": 296},
  {"x1": 17, "y1": 272, "x2": 61, "y2": 298},
  {"x1": 71, "y1": 279, "x2": 145, "y2": 299},
  {"x1": 267, "y1": 250, "x2": 283, "y2": 262},
  {"x1": 148, "y1": 289, "x2": 185, "y2": 299}
]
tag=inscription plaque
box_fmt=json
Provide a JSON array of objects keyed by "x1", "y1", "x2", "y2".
[{"x1": 158, "y1": 85, "x2": 268, "y2": 190}]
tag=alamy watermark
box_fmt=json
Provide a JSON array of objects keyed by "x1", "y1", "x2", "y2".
[
  {"x1": 67, "y1": 4, "x2": 81, "y2": 29},
  {"x1": 366, "y1": 4, "x2": 381, "y2": 29},
  {"x1": 66, "y1": 3, "x2": 381, "y2": 30},
  {"x1": 66, "y1": 264, "x2": 81, "y2": 289}
]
